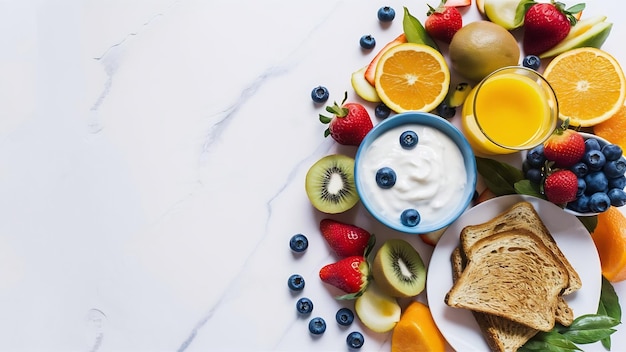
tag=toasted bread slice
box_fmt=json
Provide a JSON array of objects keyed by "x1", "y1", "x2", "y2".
[
  {"x1": 446, "y1": 229, "x2": 569, "y2": 332},
  {"x1": 460, "y1": 201, "x2": 581, "y2": 295}
]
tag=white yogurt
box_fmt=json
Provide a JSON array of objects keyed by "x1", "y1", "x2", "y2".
[{"x1": 358, "y1": 124, "x2": 467, "y2": 228}]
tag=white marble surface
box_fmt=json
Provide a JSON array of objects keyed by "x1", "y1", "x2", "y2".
[{"x1": 0, "y1": 0, "x2": 624, "y2": 351}]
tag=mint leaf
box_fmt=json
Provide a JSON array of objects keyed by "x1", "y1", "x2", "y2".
[
  {"x1": 598, "y1": 276, "x2": 622, "y2": 349},
  {"x1": 578, "y1": 215, "x2": 598, "y2": 234},
  {"x1": 514, "y1": 179, "x2": 544, "y2": 198},
  {"x1": 402, "y1": 7, "x2": 439, "y2": 50},
  {"x1": 475, "y1": 156, "x2": 524, "y2": 195}
]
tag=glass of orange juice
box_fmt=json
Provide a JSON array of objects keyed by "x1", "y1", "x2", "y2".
[{"x1": 461, "y1": 66, "x2": 558, "y2": 155}]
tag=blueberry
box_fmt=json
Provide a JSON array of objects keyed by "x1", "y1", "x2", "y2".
[
  {"x1": 576, "y1": 178, "x2": 586, "y2": 197},
  {"x1": 522, "y1": 55, "x2": 541, "y2": 71},
  {"x1": 570, "y1": 162, "x2": 589, "y2": 178},
  {"x1": 289, "y1": 234, "x2": 308, "y2": 253},
  {"x1": 288, "y1": 274, "x2": 305, "y2": 291},
  {"x1": 583, "y1": 149, "x2": 606, "y2": 171},
  {"x1": 608, "y1": 188, "x2": 626, "y2": 207},
  {"x1": 435, "y1": 102, "x2": 456, "y2": 119},
  {"x1": 400, "y1": 209, "x2": 421, "y2": 227},
  {"x1": 602, "y1": 144, "x2": 623, "y2": 161},
  {"x1": 359, "y1": 35, "x2": 376, "y2": 49},
  {"x1": 308, "y1": 317, "x2": 326, "y2": 335},
  {"x1": 346, "y1": 331, "x2": 365, "y2": 349},
  {"x1": 377, "y1": 6, "x2": 395, "y2": 22},
  {"x1": 585, "y1": 171, "x2": 609, "y2": 195},
  {"x1": 375, "y1": 103, "x2": 391, "y2": 119},
  {"x1": 567, "y1": 194, "x2": 590, "y2": 213},
  {"x1": 585, "y1": 138, "x2": 602, "y2": 152},
  {"x1": 376, "y1": 167, "x2": 397, "y2": 189},
  {"x1": 311, "y1": 86, "x2": 329, "y2": 103},
  {"x1": 525, "y1": 167, "x2": 543, "y2": 184},
  {"x1": 399, "y1": 130, "x2": 418, "y2": 149},
  {"x1": 526, "y1": 145, "x2": 546, "y2": 168},
  {"x1": 589, "y1": 192, "x2": 611, "y2": 213},
  {"x1": 296, "y1": 297, "x2": 314, "y2": 314},
  {"x1": 336, "y1": 307, "x2": 354, "y2": 326},
  {"x1": 604, "y1": 157, "x2": 626, "y2": 178},
  {"x1": 609, "y1": 175, "x2": 626, "y2": 190}
]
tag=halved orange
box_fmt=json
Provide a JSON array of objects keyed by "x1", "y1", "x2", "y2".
[
  {"x1": 543, "y1": 47, "x2": 626, "y2": 127},
  {"x1": 594, "y1": 104, "x2": 626, "y2": 151},
  {"x1": 591, "y1": 206, "x2": 626, "y2": 282},
  {"x1": 391, "y1": 301, "x2": 447, "y2": 352},
  {"x1": 374, "y1": 43, "x2": 450, "y2": 113}
]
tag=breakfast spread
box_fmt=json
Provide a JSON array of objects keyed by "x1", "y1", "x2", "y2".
[{"x1": 292, "y1": 0, "x2": 626, "y2": 351}]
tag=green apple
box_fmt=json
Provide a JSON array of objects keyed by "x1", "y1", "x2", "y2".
[
  {"x1": 354, "y1": 282, "x2": 401, "y2": 333},
  {"x1": 351, "y1": 66, "x2": 381, "y2": 103},
  {"x1": 540, "y1": 15, "x2": 613, "y2": 58},
  {"x1": 484, "y1": 0, "x2": 526, "y2": 30}
]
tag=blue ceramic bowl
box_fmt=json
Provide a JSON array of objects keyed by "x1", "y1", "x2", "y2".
[{"x1": 354, "y1": 111, "x2": 477, "y2": 234}]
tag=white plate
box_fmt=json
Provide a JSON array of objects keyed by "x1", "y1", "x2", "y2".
[{"x1": 426, "y1": 194, "x2": 602, "y2": 352}]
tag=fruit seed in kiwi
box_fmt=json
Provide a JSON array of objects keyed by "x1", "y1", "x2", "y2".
[
  {"x1": 371, "y1": 239, "x2": 426, "y2": 298},
  {"x1": 305, "y1": 154, "x2": 359, "y2": 214}
]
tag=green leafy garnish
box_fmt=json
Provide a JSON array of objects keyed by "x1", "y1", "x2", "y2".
[{"x1": 402, "y1": 7, "x2": 439, "y2": 51}]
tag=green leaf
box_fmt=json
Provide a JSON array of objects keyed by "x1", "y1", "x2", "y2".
[
  {"x1": 522, "y1": 330, "x2": 582, "y2": 352},
  {"x1": 402, "y1": 7, "x2": 439, "y2": 51},
  {"x1": 514, "y1": 179, "x2": 545, "y2": 198},
  {"x1": 514, "y1": 0, "x2": 537, "y2": 26},
  {"x1": 559, "y1": 314, "x2": 620, "y2": 345},
  {"x1": 475, "y1": 157, "x2": 524, "y2": 195},
  {"x1": 577, "y1": 215, "x2": 597, "y2": 233},
  {"x1": 599, "y1": 276, "x2": 622, "y2": 322}
]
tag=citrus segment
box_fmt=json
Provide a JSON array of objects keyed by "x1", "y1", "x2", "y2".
[
  {"x1": 391, "y1": 301, "x2": 446, "y2": 352},
  {"x1": 594, "y1": 104, "x2": 626, "y2": 151},
  {"x1": 543, "y1": 47, "x2": 626, "y2": 127},
  {"x1": 591, "y1": 206, "x2": 626, "y2": 282},
  {"x1": 374, "y1": 43, "x2": 450, "y2": 113}
]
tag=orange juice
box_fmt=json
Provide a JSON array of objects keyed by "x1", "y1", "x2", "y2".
[{"x1": 462, "y1": 67, "x2": 558, "y2": 155}]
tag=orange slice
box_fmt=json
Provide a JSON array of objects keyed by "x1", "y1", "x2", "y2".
[
  {"x1": 591, "y1": 206, "x2": 626, "y2": 282},
  {"x1": 391, "y1": 301, "x2": 447, "y2": 352},
  {"x1": 594, "y1": 104, "x2": 626, "y2": 151},
  {"x1": 543, "y1": 47, "x2": 626, "y2": 127},
  {"x1": 374, "y1": 43, "x2": 450, "y2": 113}
]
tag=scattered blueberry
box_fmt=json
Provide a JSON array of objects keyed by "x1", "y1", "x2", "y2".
[
  {"x1": 585, "y1": 138, "x2": 602, "y2": 152},
  {"x1": 359, "y1": 35, "x2": 376, "y2": 49},
  {"x1": 311, "y1": 86, "x2": 330, "y2": 103},
  {"x1": 589, "y1": 192, "x2": 611, "y2": 213},
  {"x1": 435, "y1": 102, "x2": 456, "y2": 119},
  {"x1": 525, "y1": 167, "x2": 543, "y2": 184},
  {"x1": 375, "y1": 167, "x2": 397, "y2": 189},
  {"x1": 346, "y1": 331, "x2": 365, "y2": 349},
  {"x1": 296, "y1": 297, "x2": 314, "y2": 314},
  {"x1": 603, "y1": 157, "x2": 626, "y2": 178},
  {"x1": 570, "y1": 162, "x2": 589, "y2": 178},
  {"x1": 583, "y1": 149, "x2": 606, "y2": 171},
  {"x1": 375, "y1": 103, "x2": 391, "y2": 119},
  {"x1": 400, "y1": 209, "x2": 421, "y2": 227},
  {"x1": 576, "y1": 178, "x2": 586, "y2": 197},
  {"x1": 336, "y1": 308, "x2": 355, "y2": 326},
  {"x1": 399, "y1": 130, "x2": 418, "y2": 149},
  {"x1": 585, "y1": 171, "x2": 609, "y2": 195},
  {"x1": 608, "y1": 188, "x2": 626, "y2": 207},
  {"x1": 609, "y1": 175, "x2": 626, "y2": 190},
  {"x1": 308, "y1": 317, "x2": 327, "y2": 335},
  {"x1": 526, "y1": 145, "x2": 546, "y2": 168},
  {"x1": 377, "y1": 6, "x2": 396, "y2": 22},
  {"x1": 602, "y1": 144, "x2": 623, "y2": 161},
  {"x1": 522, "y1": 55, "x2": 541, "y2": 71},
  {"x1": 288, "y1": 274, "x2": 305, "y2": 291},
  {"x1": 289, "y1": 234, "x2": 309, "y2": 253}
]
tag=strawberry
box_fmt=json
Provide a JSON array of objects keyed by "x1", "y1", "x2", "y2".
[
  {"x1": 319, "y1": 256, "x2": 370, "y2": 299},
  {"x1": 543, "y1": 126, "x2": 585, "y2": 168},
  {"x1": 425, "y1": 0, "x2": 463, "y2": 44},
  {"x1": 523, "y1": 1, "x2": 585, "y2": 55},
  {"x1": 319, "y1": 92, "x2": 373, "y2": 146},
  {"x1": 544, "y1": 169, "x2": 578, "y2": 204},
  {"x1": 320, "y1": 219, "x2": 375, "y2": 257}
]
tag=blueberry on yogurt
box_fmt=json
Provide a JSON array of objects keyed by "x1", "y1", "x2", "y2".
[
  {"x1": 399, "y1": 130, "x2": 418, "y2": 149},
  {"x1": 375, "y1": 167, "x2": 397, "y2": 189},
  {"x1": 400, "y1": 209, "x2": 421, "y2": 227}
]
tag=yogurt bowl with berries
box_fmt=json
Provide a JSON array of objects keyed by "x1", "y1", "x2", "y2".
[{"x1": 354, "y1": 111, "x2": 477, "y2": 234}]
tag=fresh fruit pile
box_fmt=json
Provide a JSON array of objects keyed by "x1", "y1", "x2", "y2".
[{"x1": 523, "y1": 127, "x2": 626, "y2": 213}]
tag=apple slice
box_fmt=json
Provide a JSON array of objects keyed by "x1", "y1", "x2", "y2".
[
  {"x1": 351, "y1": 66, "x2": 381, "y2": 102},
  {"x1": 476, "y1": 0, "x2": 485, "y2": 16},
  {"x1": 484, "y1": 0, "x2": 526, "y2": 30},
  {"x1": 364, "y1": 33, "x2": 407, "y2": 86},
  {"x1": 354, "y1": 282, "x2": 401, "y2": 333},
  {"x1": 539, "y1": 15, "x2": 612, "y2": 58},
  {"x1": 444, "y1": 0, "x2": 471, "y2": 6},
  {"x1": 420, "y1": 227, "x2": 448, "y2": 246}
]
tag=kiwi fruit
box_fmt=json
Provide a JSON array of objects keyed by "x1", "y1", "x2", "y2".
[
  {"x1": 305, "y1": 154, "x2": 359, "y2": 214},
  {"x1": 372, "y1": 239, "x2": 426, "y2": 298}
]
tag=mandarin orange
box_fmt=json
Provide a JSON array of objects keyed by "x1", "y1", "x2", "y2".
[
  {"x1": 594, "y1": 104, "x2": 626, "y2": 151},
  {"x1": 591, "y1": 206, "x2": 626, "y2": 282},
  {"x1": 391, "y1": 301, "x2": 446, "y2": 352}
]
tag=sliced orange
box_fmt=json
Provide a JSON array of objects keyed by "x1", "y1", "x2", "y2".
[
  {"x1": 543, "y1": 47, "x2": 626, "y2": 127},
  {"x1": 374, "y1": 43, "x2": 450, "y2": 113},
  {"x1": 594, "y1": 104, "x2": 626, "y2": 151},
  {"x1": 590, "y1": 206, "x2": 626, "y2": 282},
  {"x1": 391, "y1": 301, "x2": 447, "y2": 352}
]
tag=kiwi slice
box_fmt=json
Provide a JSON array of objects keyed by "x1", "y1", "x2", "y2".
[
  {"x1": 372, "y1": 239, "x2": 426, "y2": 297},
  {"x1": 305, "y1": 154, "x2": 359, "y2": 214}
]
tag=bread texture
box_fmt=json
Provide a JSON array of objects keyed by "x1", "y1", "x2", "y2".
[
  {"x1": 460, "y1": 201, "x2": 581, "y2": 295},
  {"x1": 447, "y1": 229, "x2": 569, "y2": 332}
]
